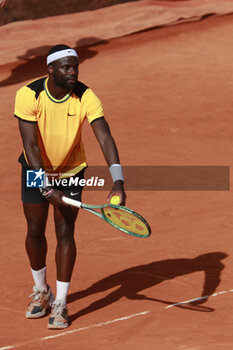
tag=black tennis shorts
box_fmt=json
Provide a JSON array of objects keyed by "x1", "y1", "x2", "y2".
[{"x1": 19, "y1": 153, "x2": 85, "y2": 204}]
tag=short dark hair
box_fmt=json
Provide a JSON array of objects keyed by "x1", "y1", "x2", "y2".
[{"x1": 48, "y1": 44, "x2": 71, "y2": 56}]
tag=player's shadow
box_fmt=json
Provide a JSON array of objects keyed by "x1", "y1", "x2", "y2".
[
  {"x1": 68, "y1": 252, "x2": 227, "y2": 322},
  {"x1": 0, "y1": 37, "x2": 108, "y2": 87}
]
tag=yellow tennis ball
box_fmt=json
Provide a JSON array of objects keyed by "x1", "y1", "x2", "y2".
[{"x1": 110, "y1": 195, "x2": 120, "y2": 205}]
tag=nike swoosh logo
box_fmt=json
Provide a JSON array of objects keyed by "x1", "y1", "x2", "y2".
[
  {"x1": 70, "y1": 192, "x2": 80, "y2": 196},
  {"x1": 68, "y1": 113, "x2": 76, "y2": 116}
]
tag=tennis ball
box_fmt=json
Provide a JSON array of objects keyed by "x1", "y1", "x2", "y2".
[{"x1": 110, "y1": 195, "x2": 120, "y2": 205}]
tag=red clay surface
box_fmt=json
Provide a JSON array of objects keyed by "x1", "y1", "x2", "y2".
[{"x1": 1, "y1": 14, "x2": 233, "y2": 350}]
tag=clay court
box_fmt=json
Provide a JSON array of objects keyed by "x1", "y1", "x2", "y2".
[{"x1": 1, "y1": 1, "x2": 233, "y2": 349}]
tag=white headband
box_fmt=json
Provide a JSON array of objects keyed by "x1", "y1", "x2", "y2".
[{"x1": 47, "y1": 48, "x2": 78, "y2": 65}]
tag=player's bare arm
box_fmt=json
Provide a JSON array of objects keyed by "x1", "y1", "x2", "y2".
[
  {"x1": 18, "y1": 119, "x2": 44, "y2": 169},
  {"x1": 18, "y1": 119, "x2": 65, "y2": 207},
  {"x1": 91, "y1": 117, "x2": 126, "y2": 205},
  {"x1": 0, "y1": 0, "x2": 7, "y2": 8}
]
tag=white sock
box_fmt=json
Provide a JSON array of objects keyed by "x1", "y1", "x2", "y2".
[
  {"x1": 55, "y1": 280, "x2": 70, "y2": 304},
  {"x1": 31, "y1": 266, "x2": 47, "y2": 292}
]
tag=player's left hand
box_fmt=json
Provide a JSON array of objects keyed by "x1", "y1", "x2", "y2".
[{"x1": 107, "y1": 180, "x2": 126, "y2": 206}]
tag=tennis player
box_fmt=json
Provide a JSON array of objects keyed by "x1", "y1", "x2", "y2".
[{"x1": 14, "y1": 44, "x2": 126, "y2": 329}]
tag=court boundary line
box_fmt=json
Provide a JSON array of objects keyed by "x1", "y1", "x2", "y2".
[
  {"x1": 165, "y1": 289, "x2": 233, "y2": 309},
  {"x1": 0, "y1": 311, "x2": 150, "y2": 350}
]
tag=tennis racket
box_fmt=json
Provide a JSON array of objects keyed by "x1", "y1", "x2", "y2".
[{"x1": 62, "y1": 197, "x2": 151, "y2": 238}]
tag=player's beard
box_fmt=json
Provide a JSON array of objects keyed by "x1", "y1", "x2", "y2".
[{"x1": 53, "y1": 72, "x2": 77, "y2": 90}]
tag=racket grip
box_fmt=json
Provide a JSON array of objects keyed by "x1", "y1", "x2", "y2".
[{"x1": 62, "y1": 196, "x2": 82, "y2": 208}]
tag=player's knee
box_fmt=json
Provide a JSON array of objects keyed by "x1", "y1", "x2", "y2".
[
  {"x1": 56, "y1": 223, "x2": 74, "y2": 242},
  {"x1": 27, "y1": 221, "x2": 46, "y2": 239}
]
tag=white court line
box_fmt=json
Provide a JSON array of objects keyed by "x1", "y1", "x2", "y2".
[
  {"x1": 165, "y1": 289, "x2": 233, "y2": 309},
  {"x1": 0, "y1": 311, "x2": 150, "y2": 350}
]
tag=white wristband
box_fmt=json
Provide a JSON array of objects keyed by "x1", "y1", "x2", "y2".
[{"x1": 109, "y1": 164, "x2": 124, "y2": 183}]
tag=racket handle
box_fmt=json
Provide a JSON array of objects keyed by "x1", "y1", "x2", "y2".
[{"x1": 62, "y1": 196, "x2": 82, "y2": 208}]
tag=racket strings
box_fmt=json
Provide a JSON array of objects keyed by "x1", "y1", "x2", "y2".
[{"x1": 102, "y1": 207, "x2": 150, "y2": 237}]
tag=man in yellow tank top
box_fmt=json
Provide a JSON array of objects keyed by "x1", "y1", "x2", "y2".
[{"x1": 15, "y1": 44, "x2": 126, "y2": 329}]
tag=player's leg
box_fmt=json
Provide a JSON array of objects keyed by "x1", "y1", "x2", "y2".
[
  {"x1": 47, "y1": 170, "x2": 84, "y2": 329},
  {"x1": 54, "y1": 204, "x2": 79, "y2": 282},
  {"x1": 48, "y1": 204, "x2": 79, "y2": 329},
  {"x1": 20, "y1": 157, "x2": 55, "y2": 318},
  {"x1": 23, "y1": 201, "x2": 55, "y2": 318},
  {"x1": 20, "y1": 156, "x2": 50, "y2": 285},
  {"x1": 23, "y1": 202, "x2": 49, "y2": 272}
]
